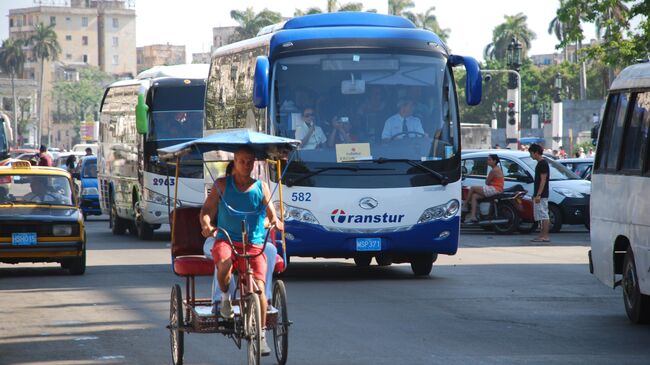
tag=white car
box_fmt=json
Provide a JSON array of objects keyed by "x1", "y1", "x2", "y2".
[{"x1": 461, "y1": 150, "x2": 591, "y2": 232}]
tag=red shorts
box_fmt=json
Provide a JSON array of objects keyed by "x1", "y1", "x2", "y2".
[{"x1": 211, "y1": 239, "x2": 267, "y2": 283}]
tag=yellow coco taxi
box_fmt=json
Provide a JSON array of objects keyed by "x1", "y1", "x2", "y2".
[{"x1": 0, "y1": 161, "x2": 86, "y2": 274}]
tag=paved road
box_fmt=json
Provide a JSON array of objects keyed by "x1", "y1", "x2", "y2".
[{"x1": 1, "y1": 219, "x2": 649, "y2": 365}]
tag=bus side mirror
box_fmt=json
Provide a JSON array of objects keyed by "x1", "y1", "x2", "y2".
[
  {"x1": 449, "y1": 55, "x2": 482, "y2": 106},
  {"x1": 136, "y1": 91, "x2": 148, "y2": 135},
  {"x1": 253, "y1": 56, "x2": 270, "y2": 108}
]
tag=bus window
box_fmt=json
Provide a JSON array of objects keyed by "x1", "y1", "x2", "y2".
[{"x1": 620, "y1": 92, "x2": 650, "y2": 171}]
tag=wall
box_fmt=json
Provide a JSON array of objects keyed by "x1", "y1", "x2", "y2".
[{"x1": 460, "y1": 123, "x2": 491, "y2": 150}]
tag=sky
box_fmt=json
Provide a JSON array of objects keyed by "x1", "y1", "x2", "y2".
[{"x1": 1, "y1": 0, "x2": 597, "y2": 63}]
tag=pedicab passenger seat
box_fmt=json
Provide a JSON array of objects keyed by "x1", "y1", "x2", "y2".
[{"x1": 172, "y1": 207, "x2": 214, "y2": 277}]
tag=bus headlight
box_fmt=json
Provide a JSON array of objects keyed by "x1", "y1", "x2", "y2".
[
  {"x1": 273, "y1": 201, "x2": 319, "y2": 224},
  {"x1": 143, "y1": 188, "x2": 179, "y2": 207},
  {"x1": 417, "y1": 199, "x2": 459, "y2": 223},
  {"x1": 81, "y1": 187, "x2": 99, "y2": 196}
]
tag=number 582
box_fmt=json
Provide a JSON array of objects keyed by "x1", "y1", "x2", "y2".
[{"x1": 291, "y1": 192, "x2": 311, "y2": 202}]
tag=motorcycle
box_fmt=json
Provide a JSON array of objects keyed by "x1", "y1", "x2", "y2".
[{"x1": 461, "y1": 185, "x2": 527, "y2": 234}]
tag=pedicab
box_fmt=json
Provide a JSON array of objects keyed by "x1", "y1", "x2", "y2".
[{"x1": 158, "y1": 129, "x2": 300, "y2": 365}]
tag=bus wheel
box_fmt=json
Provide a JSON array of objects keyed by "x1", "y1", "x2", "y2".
[
  {"x1": 353, "y1": 255, "x2": 372, "y2": 267},
  {"x1": 110, "y1": 195, "x2": 128, "y2": 235},
  {"x1": 622, "y1": 249, "x2": 650, "y2": 324},
  {"x1": 135, "y1": 216, "x2": 155, "y2": 240},
  {"x1": 410, "y1": 254, "x2": 435, "y2": 276}
]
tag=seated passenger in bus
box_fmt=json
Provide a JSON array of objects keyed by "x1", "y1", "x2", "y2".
[
  {"x1": 294, "y1": 107, "x2": 327, "y2": 149},
  {"x1": 463, "y1": 154, "x2": 504, "y2": 223},
  {"x1": 381, "y1": 99, "x2": 427, "y2": 140},
  {"x1": 327, "y1": 116, "x2": 357, "y2": 147},
  {"x1": 200, "y1": 147, "x2": 283, "y2": 355}
]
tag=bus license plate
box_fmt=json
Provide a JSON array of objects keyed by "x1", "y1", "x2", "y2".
[
  {"x1": 356, "y1": 238, "x2": 381, "y2": 251},
  {"x1": 12, "y1": 233, "x2": 37, "y2": 246}
]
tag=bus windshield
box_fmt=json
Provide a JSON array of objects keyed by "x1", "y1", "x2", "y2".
[
  {"x1": 272, "y1": 52, "x2": 458, "y2": 163},
  {"x1": 150, "y1": 111, "x2": 203, "y2": 140}
]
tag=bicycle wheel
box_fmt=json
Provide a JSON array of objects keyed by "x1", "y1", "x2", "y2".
[
  {"x1": 169, "y1": 284, "x2": 184, "y2": 365},
  {"x1": 245, "y1": 293, "x2": 262, "y2": 365},
  {"x1": 273, "y1": 280, "x2": 289, "y2": 365}
]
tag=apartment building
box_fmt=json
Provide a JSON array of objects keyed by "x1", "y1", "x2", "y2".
[{"x1": 136, "y1": 43, "x2": 186, "y2": 72}]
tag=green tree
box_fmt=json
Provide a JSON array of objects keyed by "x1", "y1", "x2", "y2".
[
  {"x1": 17, "y1": 98, "x2": 30, "y2": 144},
  {"x1": 0, "y1": 38, "x2": 26, "y2": 145},
  {"x1": 294, "y1": 1, "x2": 368, "y2": 16},
  {"x1": 52, "y1": 67, "x2": 114, "y2": 129},
  {"x1": 483, "y1": 13, "x2": 536, "y2": 61},
  {"x1": 230, "y1": 8, "x2": 283, "y2": 41},
  {"x1": 548, "y1": 15, "x2": 569, "y2": 61},
  {"x1": 30, "y1": 22, "x2": 61, "y2": 145},
  {"x1": 403, "y1": 6, "x2": 450, "y2": 42},
  {"x1": 388, "y1": 0, "x2": 414, "y2": 16}
]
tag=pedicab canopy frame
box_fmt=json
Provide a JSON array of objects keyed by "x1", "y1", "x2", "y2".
[{"x1": 157, "y1": 128, "x2": 301, "y2": 265}]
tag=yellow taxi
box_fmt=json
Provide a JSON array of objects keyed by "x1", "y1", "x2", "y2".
[{"x1": 0, "y1": 161, "x2": 86, "y2": 274}]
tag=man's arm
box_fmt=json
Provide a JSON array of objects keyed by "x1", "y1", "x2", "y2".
[
  {"x1": 261, "y1": 181, "x2": 284, "y2": 231},
  {"x1": 200, "y1": 178, "x2": 224, "y2": 237},
  {"x1": 381, "y1": 116, "x2": 393, "y2": 140}
]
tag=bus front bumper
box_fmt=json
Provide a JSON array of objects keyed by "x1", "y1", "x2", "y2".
[{"x1": 281, "y1": 217, "x2": 460, "y2": 258}]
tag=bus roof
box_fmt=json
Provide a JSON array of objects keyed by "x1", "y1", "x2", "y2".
[
  {"x1": 136, "y1": 64, "x2": 209, "y2": 80},
  {"x1": 211, "y1": 12, "x2": 446, "y2": 59},
  {"x1": 610, "y1": 62, "x2": 650, "y2": 91}
]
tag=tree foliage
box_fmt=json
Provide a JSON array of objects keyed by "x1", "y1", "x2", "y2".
[
  {"x1": 52, "y1": 67, "x2": 114, "y2": 125},
  {"x1": 484, "y1": 13, "x2": 537, "y2": 61},
  {"x1": 230, "y1": 8, "x2": 283, "y2": 41},
  {"x1": 403, "y1": 6, "x2": 450, "y2": 42}
]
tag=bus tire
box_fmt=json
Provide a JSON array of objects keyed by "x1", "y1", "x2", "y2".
[
  {"x1": 622, "y1": 249, "x2": 650, "y2": 324},
  {"x1": 548, "y1": 204, "x2": 563, "y2": 233},
  {"x1": 110, "y1": 194, "x2": 128, "y2": 235},
  {"x1": 135, "y1": 217, "x2": 155, "y2": 240},
  {"x1": 410, "y1": 254, "x2": 435, "y2": 276}
]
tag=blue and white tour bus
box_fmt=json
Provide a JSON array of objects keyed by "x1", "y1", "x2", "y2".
[{"x1": 204, "y1": 13, "x2": 482, "y2": 275}]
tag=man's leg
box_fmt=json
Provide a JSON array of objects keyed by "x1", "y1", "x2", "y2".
[
  {"x1": 211, "y1": 240, "x2": 235, "y2": 318},
  {"x1": 264, "y1": 243, "x2": 277, "y2": 300},
  {"x1": 256, "y1": 278, "x2": 271, "y2": 356},
  {"x1": 540, "y1": 219, "x2": 550, "y2": 240}
]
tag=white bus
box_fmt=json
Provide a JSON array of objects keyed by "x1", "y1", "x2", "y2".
[
  {"x1": 98, "y1": 64, "x2": 208, "y2": 239},
  {"x1": 204, "y1": 13, "x2": 482, "y2": 275},
  {"x1": 590, "y1": 61, "x2": 650, "y2": 323}
]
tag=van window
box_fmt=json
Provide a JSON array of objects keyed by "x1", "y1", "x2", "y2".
[
  {"x1": 620, "y1": 92, "x2": 650, "y2": 171},
  {"x1": 599, "y1": 93, "x2": 629, "y2": 170}
]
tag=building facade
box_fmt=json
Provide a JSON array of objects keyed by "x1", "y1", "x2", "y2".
[
  {"x1": 7, "y1": 0, "x2": 136, "y2": 147},
  {"x1": 136, "y1": 44, "x2": 186, "y2": 72}
]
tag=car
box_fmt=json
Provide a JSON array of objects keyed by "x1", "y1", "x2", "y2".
[
  {"x1": 53, "y1": 151, "x2": 86, "y2": 170},
  {"x1": 71, "y1": 143, "x2": 98, "y2": 155},
  {"x1": 76, "y1": 156, "x2": 101, "y2": 218},
  {"x1": 461, "y1": 149, "x2": 591, "y2": 232},
  {"x1": 0, "y1": 161, "x2": 86, "y2": 274},
  {"x1": 557, "y1": 157, "x2": 594, "y2": 180}
]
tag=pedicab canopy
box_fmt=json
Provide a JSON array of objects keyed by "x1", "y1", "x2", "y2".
[{"x1": 157, "y1": 129, "x2": 301, "y2": 160}]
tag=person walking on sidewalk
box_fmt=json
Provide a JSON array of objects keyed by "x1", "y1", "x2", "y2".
[{"x1": 529, "y1": 143, "x2": 550, "y2": 242}]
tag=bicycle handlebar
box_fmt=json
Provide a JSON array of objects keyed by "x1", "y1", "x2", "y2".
[{"x1": 215, "y1": 223, "x2": 276, "y2": 260}]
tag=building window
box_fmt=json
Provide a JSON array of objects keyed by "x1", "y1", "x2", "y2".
[
  {"x1": 50, "y1": 16, "x2": 56, "y2": 26},
  {"x1": 112, "y1": 36, "x2": 119, "y2": 47},
  {"x1": 82, "y1": 54, "x2": 88, "y2": 63},
  {"x1": 112, "y1": 55, "x2": 119, "y2": 65},
  {"x1": 66, "y1": 17, "x2": 71, "y2": 22},
  {"x1": 112, "y1": 18, "x2": 119, "y2": 28},
  {"x1": 3, "y1": 98, "x2": 14, "y2": 112},
  {"x1": 9, "y1": 18, "x2": 13, "y2": 28},
  {"x1": 65, "y1": 53, "x2": 72, "y2": 60},
  {"x1": 82, "y1": 17, "x2": 88, "y2": 26},
  {"x1": 82, "y1": 36, "x2": 88, "y2": 46},
  {"x1": 28, "y1": 16, "x2": 33, "y2": 25},
  {"x1": 65, "y1": 35, "x2": 72, "y2": 41}
]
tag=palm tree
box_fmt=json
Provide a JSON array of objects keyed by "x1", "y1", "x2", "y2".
[
  {"x1": 483, "y1": 13, "x2": 536, "y2": 61},
  {"x1": 230, "y1": 8, "x2": 283, "y2": 41},
  {"x1": 0, "y1": 38, "x2": 26, "y2": 146},
  {"x1": 388, "y1": 0, "x2": 414, "y2": 16},
  {"x1": 294, "y1": 7, "x2": 323, "y2": 16},
  {"x1": 403, "y1": 6, "x2": 450, "y2": 42},
  {"x1": 338, "y1": 2, "x2": 363, "y2": 12},
  {"x1": 548, "y1": 16, "x2": 569, "y2": 61},
  {"x1": 30, "y1": 22, "x2": 61, "y2": 145},
  {"x1": 594, "y1": 0, "x2": 629, "y2": 40},
  {"x1": 295, "y1": 1, "x2": 364, "y2": 16}
]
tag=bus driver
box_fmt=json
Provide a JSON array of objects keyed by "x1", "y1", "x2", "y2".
[
  {"x1": 381, "y1": 99, "x2": 427, "y2": 140},
  {"x1": 200, "y1": 146, "x2": 283, "y2": 356}
]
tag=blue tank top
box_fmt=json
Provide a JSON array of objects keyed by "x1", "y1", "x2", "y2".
[{"x1": 216, "y1": 176, "x2": 266, "y2": 244}]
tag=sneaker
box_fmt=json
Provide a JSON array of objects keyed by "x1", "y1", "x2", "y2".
[
  {"x1": 267, "y1": 304, "x2": 278, "y2": 315},
  {"x1": 261, "y1": 335, "x2": 271, "y2": 356},
  {"x1": 220, "y1": 298, "x2": 234, "y2": 319}
]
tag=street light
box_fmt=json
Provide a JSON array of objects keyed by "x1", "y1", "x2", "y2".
[
  {"x1": 506, "y1": 37, "x2": 522, "y2": 88},
  {"x1": 554, "y1": 72, "x2": 563, "y2": 103}
]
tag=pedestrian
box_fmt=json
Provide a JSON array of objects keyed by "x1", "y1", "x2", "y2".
[
  {"x1": 37, "y1": 144, "x2": 53, "y2": 167},
  {"x1": 494, "y1": 143, "x2": 501, "y2": 149},
  {"x1": 559, "y1": 146, "x2": 567, "y2": 159},
  {"x1": 529, "y1": 143, "x2": 550, "y2": 242},
  {"x1": 587, "y1": 147, "x2": 595, "y2": 157},
  {"x1": 85, "y1": 147, "x2": 93, "y2": 156}
]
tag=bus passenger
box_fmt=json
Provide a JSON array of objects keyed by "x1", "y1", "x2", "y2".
[
  {"x1": 463, "y1": 154, "x2": 504, "y2": 223},
  {"x1": 294, "y1": 107, "x2": 327, "y2": 149},
  {"x1": 328, "y1": 116, "x2": 357, "y2": 147},
  {"x1": 381, "y1": 99, "x2": 426, "y2": 140},
  {"x1": 200, "y1": 146, "x2": 283, "y2": 356}
]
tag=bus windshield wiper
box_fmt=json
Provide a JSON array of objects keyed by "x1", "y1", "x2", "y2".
[
  {"x1": 286, "y1": 166, "x2": 390, "y2": 187},
  {"x1": 370, "y1": 157, "x2": 449, "y2": 186}
]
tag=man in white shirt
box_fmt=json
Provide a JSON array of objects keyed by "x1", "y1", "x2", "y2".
[
  {"x1": 381, "y1": 99, "x2": 426, "y2": 141},
  {"x1": 294, "y1": 107, "x2": 327, "y2": 149}
]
